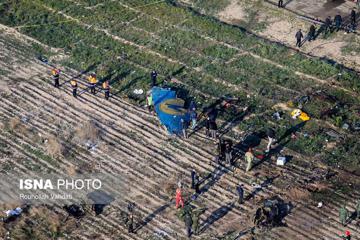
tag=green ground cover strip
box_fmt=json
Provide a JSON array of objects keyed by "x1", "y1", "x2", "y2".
[{"x1": 120, "y1": 0, "x2": 360, "y2": 91}]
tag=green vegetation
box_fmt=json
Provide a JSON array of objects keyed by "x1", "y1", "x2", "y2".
[{"x1": 0, "y1": 0, "x2": 359, "y2": 171}]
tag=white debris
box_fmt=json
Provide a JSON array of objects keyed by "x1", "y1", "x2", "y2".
[
  {"x1": 85, "y1": 141, "x2": 97, "y2": 152},
  {"x1": 4, "y1": 207, "x2": 22, "y2": 217},
  {"x1": 133, "y1": 89, "x2": 144, "y2": 95},
  {"x1": 277, "y1": 156, "x2": 287, "y2": 166}
]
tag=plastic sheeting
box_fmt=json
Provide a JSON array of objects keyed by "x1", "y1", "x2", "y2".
[{"x1": 151, "y1": 87, "x2": 190, "y2": 134}]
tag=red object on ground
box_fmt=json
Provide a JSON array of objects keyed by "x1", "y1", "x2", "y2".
[
  {"x1": 345, "y1": 230, "x2": 351, "y2": 236},
  {"x1": 175, "y1": 188, "x2": 184, "y2": 208}
]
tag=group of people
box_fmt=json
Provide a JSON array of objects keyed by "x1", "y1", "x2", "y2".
[
  {"x1": 51, "y1": 68, "x2": 110, "y2": 100},
  {"x1": 295, "y1": 8, "x2": 357, "y2": 48}
]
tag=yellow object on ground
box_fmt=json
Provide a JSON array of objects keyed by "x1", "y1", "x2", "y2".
[
  {"x1": 159, "y1": 98, "x2": 187, "y2": 115},
  {"x1": 291, "y1": 109, "x2": 310, "y2": 121},
  {"x1": 299, "y1": 112, "x2": 310, "y2": 121}
]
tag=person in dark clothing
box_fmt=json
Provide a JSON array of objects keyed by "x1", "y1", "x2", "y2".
[
  {"x1": 205, "y1": 117, "x2": 211, "y2": 137},
  {"x1": 351, "y1": 9, "x2": 357, "y2": 30},
  {"x1": 324, "y1": 16, "x2": 332, "y2": 34},
  {"x1": 194, "y1": 174, "x2": 201, "y2": 194},
  {"x1": 236, "y1": 184, "x2": 244, "y2": 204},
  {"x1": 278, "y1": 0, "x2": 283, "y2": 8},
  {"x1": 64, "y1": 204, "x2": 85, "y2": 218},
  {"x1": 127, "y1": 202, "x2": 135, "y2": 233},
  {"x1": 218, "y1": 138, "x2": 226, "y2": 162},
  {"x1": 190, "y1": 110, "x2": 197, "y2": 129},
  {"x1": 266, "y1": 128, "x2": 276, "y2": 152},
  {"x1": 70, "y1": 80, "x2": 78, "y2": 98},
  {"x1": 191, "y1": 169, "x2": 196, "y2": 189},
  {"x1": 181, "y1": 118, "x2": 187, "y2": 139},
  {"x1": 92, "y1": 204, "x2": 105, "y2": 216},
  {"x1": 184, "y1": 212, "x2": 193, "y2": 238},
  {"x1": 189, "y1": 100, "x2": 196, "y2": 112},
  {"x1": 151, "y1": 70, "x2": 157, "y2": 87},
  {"x1": 334, "y1": 14, "x2": 342, "y2": 31},
  {"x1": 52, "y1": 68, "x2": 60, "y2": 88},
  {"x1": 209, "y1": 120, "x2": 217, "y2": 139},
  {"x1": 102, "y1": 80, "x2": 110, "y2": 100},
  {"x1": 308, "y1": 25, "x2": 316, "y2": 41},
  {"x1": 224, "y1": 139, "x2": 233, "y2": 165},
  {"x1": 295, "y1": 29, "x2": 303, "y2": 47}
]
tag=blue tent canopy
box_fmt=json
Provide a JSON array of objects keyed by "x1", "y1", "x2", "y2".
[{"x1": 151, "y1": 87, "x2": 190, "y2": 134}]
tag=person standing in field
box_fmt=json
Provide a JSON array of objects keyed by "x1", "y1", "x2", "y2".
[
  {"x1": 88, "y1": 73, "x2": 97, "y2": 94},
  {"x1": 102, "y1": 80, "x2": 110, "y2": 100},
  {"x1": 339, "y1": 205, "x2": 349, "y2": 226},
  {"x1": 295, "y1": 29, "x2": 303, "y2": 48},
  {"x1": 351, "y1": 8, "x2": 357, "y2": 29},
  {"x1": 278, "y1": 0, "x2": 283, "y2": 8},
  {"x1": 70, "y1": 79, "x2": 78, "y2": 98},
  {"x1": 266, "y1": 128, "x2": 276, "y2": 153},
  {"x1": 324, "y1": 16, "x2": 333, "y2": 34},
  {"x1": 334, "y1": 13, "x2": 343, "y2": 31},
  {"x1": 190, "y1": 109, "x2": 197, "y2": 130},
  {"x1": 245, "y1": 148, "x2": 254, "y2": 172},
  {"x1": 205, "y1": 117, "x2": 211, "y2": 136},
  {"x1": 192, "y1": 208, "x2": 204, "y2": 235},
  {"x1": 127, "y1": 202, "x2": 135, "y2": 234},
  {"x1": 184, "y1": 211, "x2": 193, "y2": 238},
  {"x1": 190, "y1": 169, "x2": 201, "y2": 194},
  {"x1": 191, "y1": 169, "x2": 197, "y2": 190},
  {"x1": 209, "y1": 120, "x2": 217, "y2": 139},
  {"x1": 146, "y1": 93, "x2": 153, "y2": 114},
  {"x1": 308, "y1": 25, "x2": 316, "y2": 41},
  {"x1": 181, "y1": 118, "x2": 188, "y2": 139},
  {"x1": 51, "y1": 68, "x2": 60, "y2": 88},
  {"x1": 341, "y1": 230, "x2": 351, "y2": 240},
  {"x1": 151, "y1": 70, "x2": 157, "y2": 87},
  {"x1": 224, "y1": 139, "x2": 233, "y2": 165},
  {"x1": 236, "y1": 184, "x2": 244, "y2": 204},
  {"x1": 176, "y1": 187, "x2": 184, "y2": 209}
]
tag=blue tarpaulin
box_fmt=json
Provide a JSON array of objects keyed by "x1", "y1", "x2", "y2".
[{"x1": 151, "y1": 87, "x2": 190, "y2": 134}]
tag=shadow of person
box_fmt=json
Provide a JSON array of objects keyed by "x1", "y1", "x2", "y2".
[
  {"x1": 199, "y1": 202, "x2": 235, "y2": 234},
  {"x1": 276, "y1": 121, "x2": 307, "y2": 144},
  {"x1": 134, "y1": 202, "x2": 172, "y2": 233}
]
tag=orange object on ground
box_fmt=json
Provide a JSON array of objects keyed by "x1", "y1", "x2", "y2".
[{"x1": 175, "y1": 188, "x2": 184, "y2": 208}]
